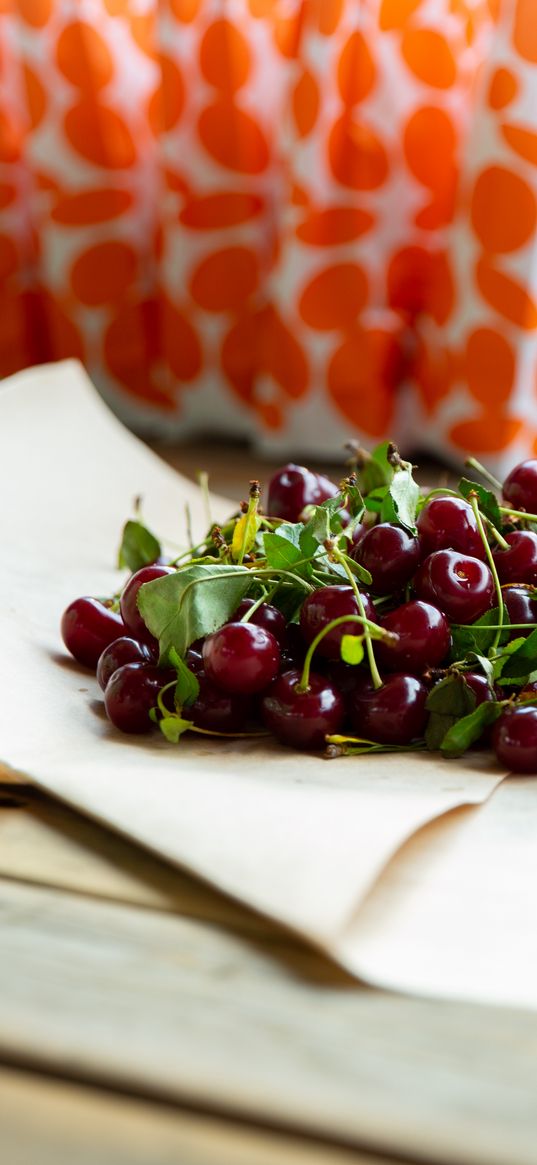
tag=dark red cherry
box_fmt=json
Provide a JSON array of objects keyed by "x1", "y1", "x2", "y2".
[
  {"x1": 503, "y1": 460, "x2": 537, "y2": 515},
  {"x1": 349, "y1": 673, "x2": 428, "y2": 744},
  {"x1": 184, "y1": 649, "x2": 251, "y2": 732},
  {"x1": 493, "y1": 531, "x2": 537, "y2": 586},
  {"x1": 231, "y1": 598, "x2": 287, "y2": 645},
  {"x1": 353, "y1": 523, "x2": 421, "y2": 594},
  {"x1": 414, "y1": 550, "x2": 495, "y2": 623},
  {"x1": 261, "y1": 669, "x2": 345, "y2": 749},
  {"x1": 502, "y1": 584, "x2": 537, "y2": 637},
  {"x1": 119, "y1": 564, "x2": 174, "y2": 647},
  {"x1": 299, "y1": 585, "x2": 376, "y2": 661},
  {"x1": 267, "y1": 463, "x2": 338, "y2": 522},
  {"x1": 493, "y1": 705, "x2": 537, "y2": 773},
  {"x1": 202, "y1": 622, "x2": 280, "y2": 694},
  {"x1": 61, "y1": 596, "x2": 125, "y2": 669},
  {"x1": 104, "y1": 662, "x2": 175, "y2": 734},
  {"x1": 462, "y1": 671, "x2": 496, "y2": 706},
  {"x1": 376, "y1": 600, "x2": 451, "y2": 674},
  {"x1": 417, "y1": 496, "x2": 485, "y2": 559},
  {"x1": 97, "y1": 636, "x2": 154, "y2": 690}
]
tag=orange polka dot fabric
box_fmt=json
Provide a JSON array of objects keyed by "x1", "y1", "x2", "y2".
[{"x1": 0, "y1": 0, "x2": 536, "y2": 472}]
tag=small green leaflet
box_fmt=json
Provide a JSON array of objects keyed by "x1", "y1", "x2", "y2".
[
  {"x1": 137, "y1": 563, "x2": 252, "y2": 663},
  {"x1": 169, "y1": 646, "x2": 199, "y2": 708},
  {"x1": 159, "y1": 715, "x2": 194, "y2": 743},
  {"x1": 263, "y1": 529, "x2": 304, "y2": 571},
  {"x1": 383, "y1": 465, "x2": 420, "y2": 534},
  {"x1": 118, "y1": 519, "x2": 161, "y2": 573},
  {"x1": 458, "y1": 478, "x2": 502, "y2": 529},
  {"x1": 358, "y1": 441, "x2": 394, "y2": 494},
  {"x1": 440, "y1": 701, "x2": 503, "y2": 758},
  {"x1": 451, "y1": 607, "x2": 510, "y2": 659},
  {"x1": 425, "y1": 673, "x2": 476, "y2": 751},
  {"x1": 497, "y1": 627, "x2": 537, "y2": 681},
  {"x1": 340, "y1": 634, "x2": 364, "y2": 665}
]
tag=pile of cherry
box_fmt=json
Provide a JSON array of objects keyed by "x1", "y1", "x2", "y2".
[{"x1": 61, "y1": 447, "x2": 537, "y2": 773}]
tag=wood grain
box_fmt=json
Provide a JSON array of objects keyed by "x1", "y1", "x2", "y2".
[
  {"x1": 0, "y1": 874, "x2": 536, "y2": 1165},
  {"x1": 0, "y1": 1067, "x2": 396, "y2": 1165}
]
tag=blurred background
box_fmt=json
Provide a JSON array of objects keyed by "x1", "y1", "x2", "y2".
[{"x1": 0, "y1": 0, "x2": 536, "y2": 477}]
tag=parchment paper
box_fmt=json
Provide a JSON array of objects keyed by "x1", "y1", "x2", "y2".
[{"x1": 0, "y1": 362, "x2": 503, "y2": 952}]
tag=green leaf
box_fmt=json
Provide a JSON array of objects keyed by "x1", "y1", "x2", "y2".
[
  {"x1": 137, "y1": 563, "x2": 252, "y2": 663},
  {"x1": 498, "y1": 627, "x2": 537, "y2": 681},
  {"x1": 363, "y1": 485, "x2": 390, "y2": 514},
  {"x1": 169, "y1": 646, "x2": 200, "y2": 708},
  {"x1": 339, "y1": 554, "x2": 372, "y2": 587},
  {"x1": 340, "y1": 634, "x2": 364, "y2": 665},
  {"x1": 358, "y1": 441, "x2": 394, "y2": 495},
  {"x1": 263, "y1": 526, "x2": 304, "y2": 571},
  {"x1": 458, "y1": 478, "x2": 502, "y2": 529},
  {"x1": 464, "y1": 653, "x2": 495, "y2": 687},
  {"x1": 440, "y1": 701, "x2": 503, "y2": 758},
  {"x1": 451, "y1": 607, "x2": 510, "y2": 659},
  {"x1": 425, "y1": 673, "x2": 476, "y2": 751},
  {"x1": 385, "y1": 465, "x2": 420, "y2": 534},
  {"x1": 159, "y1": 715, "x2": 193, "y2": 744},
  {"x1": 118, "y1": 519, "x2": 161, "y2": 573}
]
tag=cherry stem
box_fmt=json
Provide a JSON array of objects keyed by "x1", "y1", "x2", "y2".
[
  {"x1": 296, "y1": 614, "x2": 391, "y2": 694},
  {"x1": 485, "y1": 519, "x2": 509, "y2": 551},
  {"x1": 197, "y1": 470, "x2": 212, "y2": 531},
  {"x1": 469, "y1": 492, "x2": 504, "y2": 652},
  {"x1": 239, "y1": 590, "x2": 268, "y2": 623},
  {"x1": 332, "y1": 546, "x2": 383, "y2": 690},
  {"x1": 237, "y1": 481, "x2": 260, "y2": 565},
  {"x1": 500, "y1": 506, "x2": 537, "y2": 524},
  {"x1": 157, "y1": 680, "x2": 177, "y2": 718},
  {"x1": 465, "y1": 457, "x2": 502, "y2": 493}
]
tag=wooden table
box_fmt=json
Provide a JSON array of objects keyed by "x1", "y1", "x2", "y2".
[{"x1": 1, "y1": 443, "x2": 534, "y2": 1165}]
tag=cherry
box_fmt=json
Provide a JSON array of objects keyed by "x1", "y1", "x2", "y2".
[
  {"x1": 349, "y1": 673, "x2": 428, "y2": 745},
  {"x1": 184, "y1": 649, "x2": 252, "y2": 732},
  {"x1": 502, "y1": 584, "x2": 537, "y2": 636},
  {"x1": 353, "y1": 523, "x2": 421, "y2": 594},
  {"x1": 503, "y1": 460, "x2": 537, "y2": 515},
  {"x1": 231, "y1": 598, "x2": 287, "y2": 645},
  {"x1": 493, "y1": 531, "x2": 537, "y2": 586},
  {"x1": 414, "y1": 550, "x2": 495, "y2": 624},
  {"x1": 261, "y1": 669, "x2": 345, "y2": 749},
  {"x1": 61, "y1": 597, "x2": 125, "y2": 669},
  {"x1": 463, "y1": 671, "x2": 495, "y2": 705},
  {"x1": 119, "y1": 564, "x2": 174, "y2": 648},
  {"x1": 267, "y1": 463, "x2": 338, "y2": 522},
  {"x1": 417, "y1": 496, "x2": 485, "y2": 559},
  {"x1": 493, "y1": 705, "x2": 537, "y2": 773},
  {"x1": 202, "y1": 622, "x2": 281, "y2": 694},
  {"x1": 97, "y1": 636, "x2": 154, "y2": 690},
  {"x1": 376, "y1": 600, "x2": 451, "y2": 674},
  {"x1": 104, "y1": 662, "x2": 175, "y2": 734},
  {"x1": 299, "y1": 585, "x2": 376, "y2": 661}
]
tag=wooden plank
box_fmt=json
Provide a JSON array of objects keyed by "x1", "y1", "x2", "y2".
[
  {"x1": 0, "y1": 789, "x2": 275, "y2": 937},
  {"x1": 0, "y1": 1067, "x2": 392, "y2": 1165},
  {"x1": 0, "y1": 875, "x2": 536, "y2": 1165}
]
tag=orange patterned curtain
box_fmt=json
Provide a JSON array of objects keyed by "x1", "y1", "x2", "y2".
[{"x1": 0, "y1": 0, "x2": 536, "y2": 471}]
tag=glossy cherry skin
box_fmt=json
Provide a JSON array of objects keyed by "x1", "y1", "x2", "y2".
[
  {"x1": 463, "y1": 671, "x2": 496, "y2": 705},
  {"x1": 267, "y1": 463, "x2": 338, "y2": 522},
  {"x1": 299, "y1": 585, "x2": 376, "y2": 661},
  {"x1": 414, "y1": 550, "x2": 495, "y2": 624},
  {"x1": 503, "y1": 460, "x2": 537, "y2": 515},
  {"x1": 231, "y1": 598, "x2": 287, "y2": 645},
  {"x1": 349, "y1": 673, "x2": 428, "y2": 745},
  {"x1": 493, "y1": 531, "x2": 537, "y2": 586},
  {"x1": 376, "y1": 600, "x2": 451, "y2": 674},
  {"x1": 119, "y1": 564, "x2": 175, "y2": 647},
  {"x1": 104, "y1": 662, "x2": 175, "y2": 734},
  {"x1": 184, "y1": 649, "x2": 252, "y2": 732},
  {"x1": 202, "y1": 622, "x2": 280, "y2": 694},
  {"x1": 97, "y1": 636, "x2": 154, "y2": 690},
  {"x1": 353, "y1": 523, "x2": 421, "y2": 595},
  {"x1": 502, "y1": 584, "x2": 537, "y2": 637},
  {"x1": 493, "y1": 705, "x2": 537, "y2": 773},
  {"x1": 261, "y1": 669, "x2": 345, "y2": 750},
  {"x1": 61, "y1": 597, "x2": 125, "y2": 669},
  {"x1": 417, "y1": 496, "x2": 485, "y2": 559}
]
